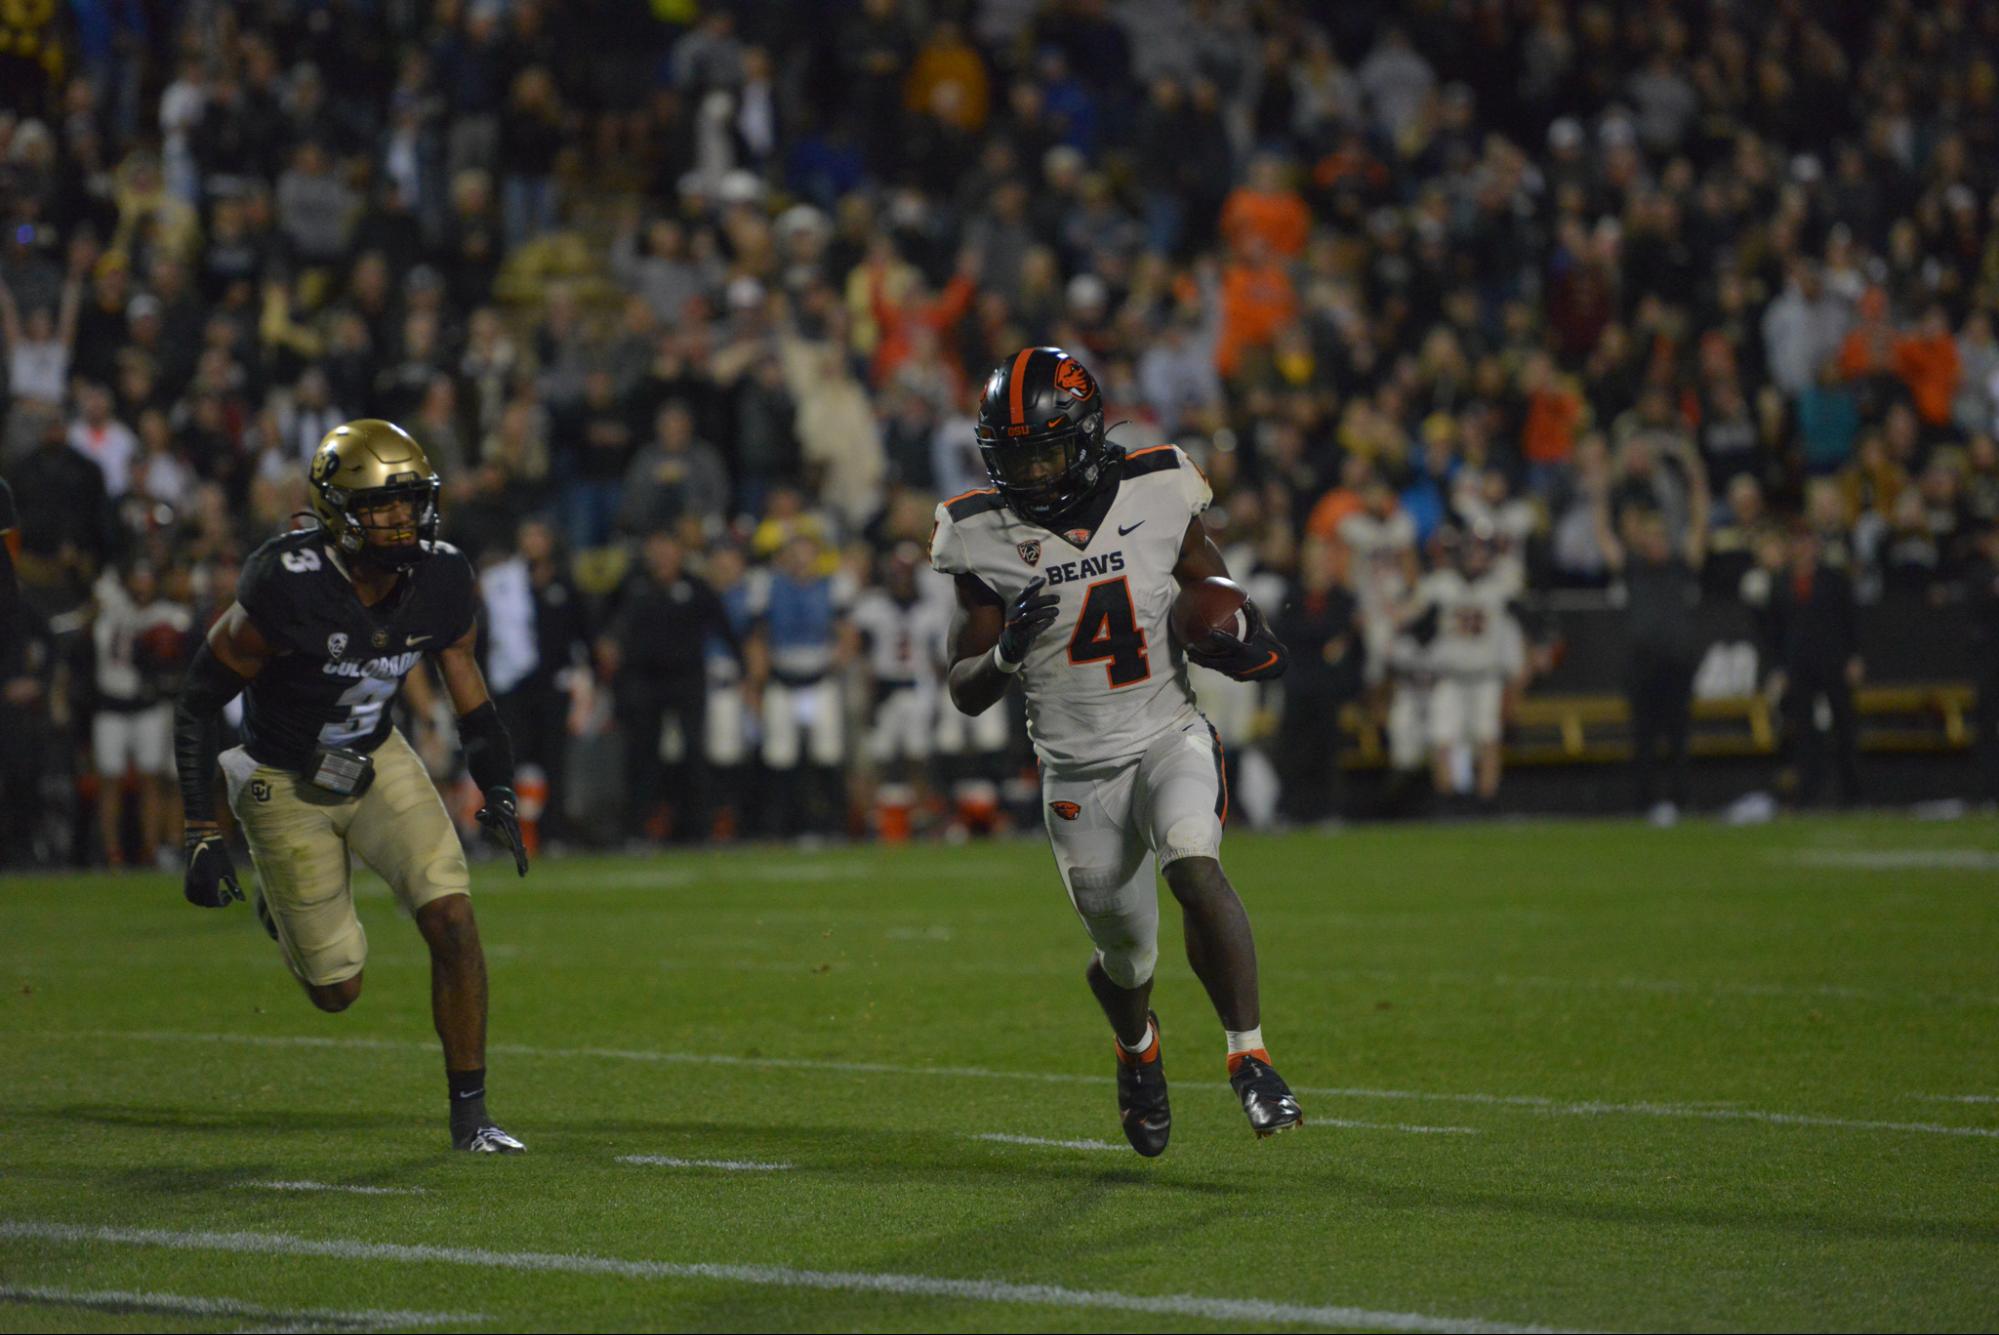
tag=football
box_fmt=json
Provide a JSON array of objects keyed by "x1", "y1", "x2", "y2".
[{"x1": 1170, "y1": 575, "x2": 1249, "y2": 647}]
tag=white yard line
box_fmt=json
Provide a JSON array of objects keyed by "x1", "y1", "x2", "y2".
[
  {"x1": 1309, "y1": 1118, "x2": 1480, "y2": 1136},
  {"x1": 1778, "y1": 848, "x2": 1999, "y2": 871},
  {"x1": 617, "y1": 1155, "x2": 793, "y2": 1172},
  {"x1": 971, "y1": 1133, "x2": 1126, "y2": 1151},
  {"x1": 72, "y1": 1030, "x2": 1999, "y2": 1141},
  {"x1": 1915, "y1": 1094, "x2": 1999, "y2": 1104},
  {"x1": 0, "y1": 1220, "x2": 1560, "y2": 1335},
  {"x1": 241, "y1": 1180, "x2": 428, "y2": 1197},
  {"x1": 0, "y1": 1282, "x2": 480, "y2": 1329}
]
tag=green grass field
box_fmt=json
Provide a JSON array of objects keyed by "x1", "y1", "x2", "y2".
[{"x1": 2, "y1": 815, "x2": 1997, "y2": 1332}]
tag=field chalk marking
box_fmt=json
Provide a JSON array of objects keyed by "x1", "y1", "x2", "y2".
[
  {"x1": 71, "y1": 1030, "x2": 1999, "y2": 1141},
  {"x1": 0, "y1": 1282, "x2": 480, "y2": 1329},
  {"x1": 971, "y1": 1133, "x2": 1125, "y2": 1151},
  {"x1": 242, "y1": 1180, "x2": 427, "y2": 1197},
  {"x1": 618, "y1": 1155, "x2": 793, "y2": 1172},
  {"x1": 1778, "y1": 848, "x2": 1999, "y2": 872},
  {"x1": 1309, "y1": 1118, "x2": 1480, "y2": 1136},
  {"x1": 0, "y1": 1219, "x2": 1560, "y2": 1335}
]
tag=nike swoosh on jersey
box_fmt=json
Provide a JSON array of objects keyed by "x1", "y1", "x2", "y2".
[
  {"x1": 406, "y1": 634, "x2": 433, "y2": 646},
  {"x1": 1117, "y1": 521, "x2": 1145, "y2": 536}
]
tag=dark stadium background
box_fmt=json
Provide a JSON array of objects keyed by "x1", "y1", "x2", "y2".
[{"x1": 2, "y1": 0, "x2": 1997, "y2": 869}]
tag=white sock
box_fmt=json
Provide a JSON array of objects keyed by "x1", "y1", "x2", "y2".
[
  {"x1": 1225, "y1": 1026, "x2": 1265, "y2": 1056},
  {"x1": 1118, "y1": 1019, "x2": 1155, "y2": 1054}
]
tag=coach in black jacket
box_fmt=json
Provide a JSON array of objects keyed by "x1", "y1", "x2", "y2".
[
  {"x1": 1764, "y1": 527, "x2": 1863, "y2": 807},
  {"x1": 1273, "y1": 537, "x2": 1366, "y2": 823}
]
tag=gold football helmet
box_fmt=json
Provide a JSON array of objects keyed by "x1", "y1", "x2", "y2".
[{"x1": 306, "y1": 419, "x2": 441, "y2": 570}]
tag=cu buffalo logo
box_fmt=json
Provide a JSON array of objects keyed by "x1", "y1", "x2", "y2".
[
  {"x1": 1016, "y1": 539, "x2": 1041, "y2": 567},
  {"x1": 311, "y1": 449, "x2": 341, "y2": 485},
  {"x1": 1049, "y1": 801, "x2": 1081, "y2": 821},
  {"x1": 1053, "y1": 358, "x2": 1095, "y2": 400},
  {"x1": 250, "y1": 779, "x2": 272, "y2": 803}
]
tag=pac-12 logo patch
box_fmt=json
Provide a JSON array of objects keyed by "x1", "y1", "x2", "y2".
[
  {"x1": 250, "y1": 779, "x2": 272, "y2": 803},
  {"x1": 1049, "y1": 800, "x2": 1081, "y2": 821},
  {"x1": 326, "y1": 632, "x2": 347, "y2": 660},
  {"x1": 371, "y1": 629, "x2": 389, "y2": 649},
  {"x1": 1016, "y1": 539, "x2": 1041, "y2": 567}
]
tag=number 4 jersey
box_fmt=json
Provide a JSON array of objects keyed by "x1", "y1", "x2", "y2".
[
  {"x1": 930, "y1": 444, "x2": 1212, "y2": 773},
  {"x1": 234, "y1": 528, "x2": 477, "y2": 770}
]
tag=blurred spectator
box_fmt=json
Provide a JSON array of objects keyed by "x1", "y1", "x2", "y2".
[
  {"x1": 67, "y1": 381, "x2": 137, "y2": 499},
  {"x1": 747, "y1": 534, "x2": 856, "y2": 837},
  {"x1": 1272, "y1": 536, "x2": 1363, "y2": 823},
  {"x1": 88, "y1": 559, "x2": 191, "y2": 867},
  {"x1": 1595, "y1": 444, "x2": 1712, "y2": 820},
  {"x1": 481, "y1": 518, "x2": 591, "y2": 848},
  {"x1": 1763, "y1": 527, "x2": 1864, "y2": 808},
  {"x1": 1964, "y1": 525, "x2": 1999, "y2": 804},
  {"x1": 617, "y1": 400, "x2": 729, "y2": 537},
  {"x1": 603, "y1": 531, "x2": 739, "y2": 845}
]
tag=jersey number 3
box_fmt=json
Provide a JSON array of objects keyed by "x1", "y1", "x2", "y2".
[
  {"x1": 1067, "y1": 578, "x2": 1150, "y2": 688},
  {"x1": 319, "y1": 675, "x2": 397, "y2": 748}
]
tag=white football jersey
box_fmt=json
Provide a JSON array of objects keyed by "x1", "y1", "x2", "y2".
[
  {"x1": 931, "y1": 444, "x2": 1211, "y2": 772},
  {"x1": 1418, "y1": 567, "x2": 1524, "y2": 678},
  {"x1": 1339, "y1": 508, "x2": 1417, "y2": 615},
  {"x1": 851, "y1": 589, "x2": 949, "y2": 686}
]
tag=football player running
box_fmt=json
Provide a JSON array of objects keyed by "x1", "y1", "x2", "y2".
[
  {"x1": 173, "y1": 420, "x2": 530, "y2": 1153},
  {"x1": 933, "y1": 347, "x2": 1301, "y2": 1156}
]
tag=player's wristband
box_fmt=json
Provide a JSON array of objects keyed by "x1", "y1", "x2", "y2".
[{"x1": 990, "y1": 644, "x2": 1023, "y2": 675}]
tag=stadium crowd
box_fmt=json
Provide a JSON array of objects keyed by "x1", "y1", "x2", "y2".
[{"x1": 3, "y1": 0, "x2": 1998, "y2": 867}]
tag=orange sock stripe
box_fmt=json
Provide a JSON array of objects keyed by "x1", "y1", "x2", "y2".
[
  {"x1": 1115, "y1": 1023, "x2": 1160, "y2": 1065},
  {"x1": 1226, "y1": 1047, "x2": 1271, "y2": 1075}
]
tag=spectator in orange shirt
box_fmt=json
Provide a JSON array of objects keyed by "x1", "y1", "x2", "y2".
[
  {"x1": 1306, "y1": 452, "x2": 1375, "y2": 544},
  {"x1": 1220, "y1": 154, "x2": 1311, "y2": 260},
  {"x1": 1215, "y1": 236, "x2": 1297, "y2": 378},
  {"x1": 903, "y1": 20, "x2": 990, "y2": 132},
  {"x1": 1893, "y1": 303, "x2": 1962, "y2": 432},
  {"x1": 1520, "y1": 350, "x2": 1586, "y2": 470},
  {"x1": 866, "y1": 246, "x2": 978, "y2": 390}
]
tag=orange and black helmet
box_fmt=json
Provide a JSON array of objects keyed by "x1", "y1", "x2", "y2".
[{"x1": 974, "y1": 346, "x2": 1109, "y2": 525}]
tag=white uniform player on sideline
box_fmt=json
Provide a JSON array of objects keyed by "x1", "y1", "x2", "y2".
[
  {"x1": 1408, "y1": 525, "x2": 1525, "y2": 807},
  {"x1": 850, "y1": 543, "x2": 950, "y2": 840},
  {"x1": 932, "y1": 346, "x2": 1303, "y2": 1156}
]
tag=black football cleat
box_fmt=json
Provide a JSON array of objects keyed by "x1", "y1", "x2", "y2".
[
  {"x1": 1229, "y1": 1053, "x2": 1304, "y2": 1138},
  {"x1": 1115, "y1": 1011, "x2": 1170, "y2": 1157},
  {"x1": 454, "y1": 1124, "x2": 526, "y2": 1154}
]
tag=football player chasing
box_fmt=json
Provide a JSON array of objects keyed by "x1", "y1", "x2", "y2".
[
  {"x1": 933, "y1": 347, "x2": 1302, "y2": 1156},
  {"x1": 173, "y1": 420, "x2": 530, "y2": 1153}
]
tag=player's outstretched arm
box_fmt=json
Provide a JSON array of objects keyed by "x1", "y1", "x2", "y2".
[
  {"x1": 945, "y1": 573, "x2": 1051, "y2": 715},
  {"x1": 434, "y1": 623, "x2": 528, "y2": 876},
  {"x1": 1171, "y1": 518, "x2": 1288, "y2": 681},
  {"x1": 175, "y1": 604, "x2": 272, "y2": 908}
]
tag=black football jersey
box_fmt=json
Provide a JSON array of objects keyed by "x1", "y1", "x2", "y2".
[{"x1": 235, "y1": 529, "x2": 478, "y2": 769}]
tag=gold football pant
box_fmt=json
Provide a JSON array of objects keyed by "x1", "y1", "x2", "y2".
[{"x1": 222, "y1": 728, "x2": 469, "y2": 986}]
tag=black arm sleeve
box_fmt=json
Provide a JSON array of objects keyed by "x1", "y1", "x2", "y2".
[
  {"x1": 174, "y1": 642, "x2": 251, "y2": 822},
  {"x1": 458, "y1": 700, "x2": 516, "y2": 794}
]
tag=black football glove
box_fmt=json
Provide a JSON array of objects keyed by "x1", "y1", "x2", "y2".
[
  {"x1": 477, "y1": 785, "x2": 530, "y2": 877},
  {"x1": 997, "y1": 577, "x2": 1062, "y2": 667},
  {"x1": 183, "y1": 826, "x2": 244, "y2": 908},
  {"x1": 1186, "y1": 599, "x2": 1289, "y2": 682}
]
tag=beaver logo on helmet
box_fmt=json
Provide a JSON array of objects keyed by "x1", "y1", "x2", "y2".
[
  {"x1": 975, "y1": 347, "x2": 1111, "y2": 527},
  {"x1": 1053, "y1": 358, "x2": 1095, "y2": 400}
]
